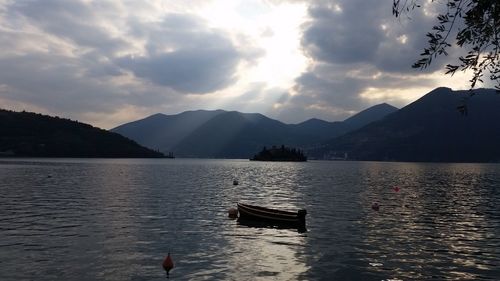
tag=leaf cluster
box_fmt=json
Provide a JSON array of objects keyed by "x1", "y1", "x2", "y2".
[{"x1": 393, "y1": 0, "x2": 500, "y2": 90}]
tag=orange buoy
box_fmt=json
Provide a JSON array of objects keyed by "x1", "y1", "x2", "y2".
[{"x1": 162, "y1": 253, "x2": 174, "y2": 278}]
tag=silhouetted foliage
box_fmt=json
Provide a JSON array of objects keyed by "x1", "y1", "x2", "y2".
[
  {"x1": 251, "y1": 145, "x2": 307, "y2": 161},
  {"x1": 393, "y1": 0, "x2": 500, "y2": 90},
  {"x1": 0, "y1": 109, "x2": 164, "y2": 158}
]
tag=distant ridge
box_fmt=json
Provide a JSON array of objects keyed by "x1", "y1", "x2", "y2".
[
  {"x1": 111, "y1": 109, "x2": 225, "y2": 153},
  {"x1": 111, "y1": 103, "x2": 397, "y2": 158},
  {"x1": 311, "y1": 88, "x2": 500, "y2": 162},
  {"x1": 0, "y1": 109, "x2": 164, "y2": 158},
  {"x1": 342, "y1": 103, "x2": 398, "y2": 129}
]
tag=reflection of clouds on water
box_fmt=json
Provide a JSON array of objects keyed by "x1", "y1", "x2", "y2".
[
  {"x1": 221, "y1": 226, "x2": 309, "y2": 280},
  {"x1": 358, "y1": 163, "x2": 500, "y2": 280}
]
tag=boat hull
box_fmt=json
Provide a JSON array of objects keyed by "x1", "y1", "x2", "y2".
[{"x1": 236, "y1": 203, "x2": 306, "y2": 229}]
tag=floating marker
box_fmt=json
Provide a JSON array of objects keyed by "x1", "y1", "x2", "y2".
[
  {"x1": 233, "y1": 180, "x2": 239, "y2": 186},
  {"x1": 394, "y1": 186, "x2": 400, "y2": 192},
  {"x1": 372, "y1": 202, "x2": 380, "y2": 211},
  {"x1": 228, "y1": 207, "x2": 238, "y2": 218},
  {"x1": 162, "y1": 253, "x2": 174, "y2": 278}
]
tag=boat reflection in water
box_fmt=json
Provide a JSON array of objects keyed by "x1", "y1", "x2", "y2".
[{"x1": 236, "y1": 202, "x2": 307, "y2": 233}]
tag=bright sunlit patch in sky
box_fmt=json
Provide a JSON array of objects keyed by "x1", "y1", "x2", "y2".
[
  {"x1": 359, "y1": 70, "x2": 472, "y2": 108},
  {"x1": 195, "y1": 0, "x2": 308, "y2": 96},
  {"x1": 359, "y1": 87, "x2": 430, "y2": 105},
  {"x1": 248, "y1": 3, "x2": 308, "y2": 88}
]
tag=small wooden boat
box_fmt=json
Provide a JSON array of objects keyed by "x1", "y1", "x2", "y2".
[{"x1": 237, "y1": 202, "x2": 307, "y2": 228}]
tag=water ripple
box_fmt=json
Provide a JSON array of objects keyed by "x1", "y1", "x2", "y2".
[{"x1": 0, "y1": 159, "x2": 499, "y2": 280}]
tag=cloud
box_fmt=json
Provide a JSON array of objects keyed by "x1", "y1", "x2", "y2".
[
  {"x1": 270, "y1": 0, "x2": 471, "y2": 123},
  {"x1": 9, "y1": 1, "x2": 255, "y2": 94},
  {"x1": 302, "y1": 3, "x2": 384, "y2": 65},
  {"x1": 116, "y1": 14, "x2": 250, "y2": 94},
  {"x1": 0, "y1": 0, "x2": 478, "y2": 129},
  {"x1": 300, "y1": 1, "x2": 447, "y2": 71},
  {"x1": 0, "y1": 53, "x2": 174, "y2": 112},
  {"x1": 117, "y1": 47, "x2": 240, "y2": 93},
  {"x1": 0, "y1": 0, "x2": 262, "y2": 128},
  {"x1": 9, "y1": 0, "x2": 127, "y2": 55}
]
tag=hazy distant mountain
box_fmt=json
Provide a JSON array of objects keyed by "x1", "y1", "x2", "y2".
[
  {"x1": 289, "y1": 118, "x2": 347, "y2": 144},
  {"x1": 171, "y1": 111, "x2": 293, "y2": 158},
  {"x1": 291, "y1": 103, "x2": 399, "y2": 144},
  {"x1": 116, "y1": 110, "x2": 296, "y2": 157},
  {"x1": 312, "y1": 88, "x2": 500, "y2": 162},
  {"x1": 111, "y1": 103, "x2": 397, "y2": 158},
  {"x1": 0, "y1": 109, "x2": 164, "y2": 158},
  {"x1": 112, "y1": 110, "x2": 225, "y2": 152}
]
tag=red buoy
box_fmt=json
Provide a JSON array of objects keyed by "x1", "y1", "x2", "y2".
[
  {"x1": 394, "y1": 186, "x2": 400, "y2": 192},
  {"x1": 162, "y1": 253, "x2": 174, "y2": 278}
]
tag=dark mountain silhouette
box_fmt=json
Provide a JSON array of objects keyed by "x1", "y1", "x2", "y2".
[
  {"x1": 289, "y1": 118, "x2": 347, "y2": 144},
  {"x1": 0, "y1": 109, "x2": 164, "y2": 158},
  {"x1": 311, "y1": 88, "x2": 500, "y2": 162},
  {"x1": 290, "y1": 103, "x2": 398, "y2": 144},
  {"x1": 111, "y1": 104, "x2": 397, "y2": 158},
  {"x1": 342, "y1": 103, "x2": 398, "y2": 129}
]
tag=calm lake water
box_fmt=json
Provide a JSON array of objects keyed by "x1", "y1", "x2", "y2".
[{"x1": 0, "y1": 159, "x2": 499, "y2": 281}]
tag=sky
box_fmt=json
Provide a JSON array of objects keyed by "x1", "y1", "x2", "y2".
[{"x1": 0, "y1": 0, "x2": 477, "y2": 129}]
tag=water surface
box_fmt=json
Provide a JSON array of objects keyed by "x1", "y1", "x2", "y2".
[{"x1": 0, "y1": 159, "x2": 499, "y2": 280}]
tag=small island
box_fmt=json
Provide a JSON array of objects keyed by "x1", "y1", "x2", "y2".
[{"x1": 250, "y1": 145, "x2": 307, "y2": 162}]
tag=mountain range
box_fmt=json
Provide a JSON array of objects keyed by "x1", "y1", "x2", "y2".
[
  {"x1": 4, "y1": 87, "x2": 497, "y2": 162},
  {"x1": 309, "y1": 87, "x2": 500, "y2": 162},
  {"x1": 111, "y1": 103, "x2": 398, "y2": 158},
  {"x1": 112, "y1": 87, "x2": 500, "y2": 162}
]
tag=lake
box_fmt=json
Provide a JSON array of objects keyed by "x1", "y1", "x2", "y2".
[{"x1": 0, "y1": 159, "x2": 499, "y2": 280}]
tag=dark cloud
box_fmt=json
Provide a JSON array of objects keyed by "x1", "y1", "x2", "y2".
[
  {"x1": 301, "y1": 0, "x2": 446, "y2": 72},
  {"x1": 116, "y1": 13, "x2": 251, "y2": 94},
  {"x1": 276, "y1": 0, "x2": 466, "y2": 123},
  {"x1": 117, "y1": 47, "x2": 240, "y2": 93},
  {"x1": 303, "y1": 3, "x2": 384, "y2": 64},
  {"x1": 294, "y1": 71, "x2": 364, "y2": 108},
  {"x1": 140, "y1": 14, "x2": 222, "y2": 53}
]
